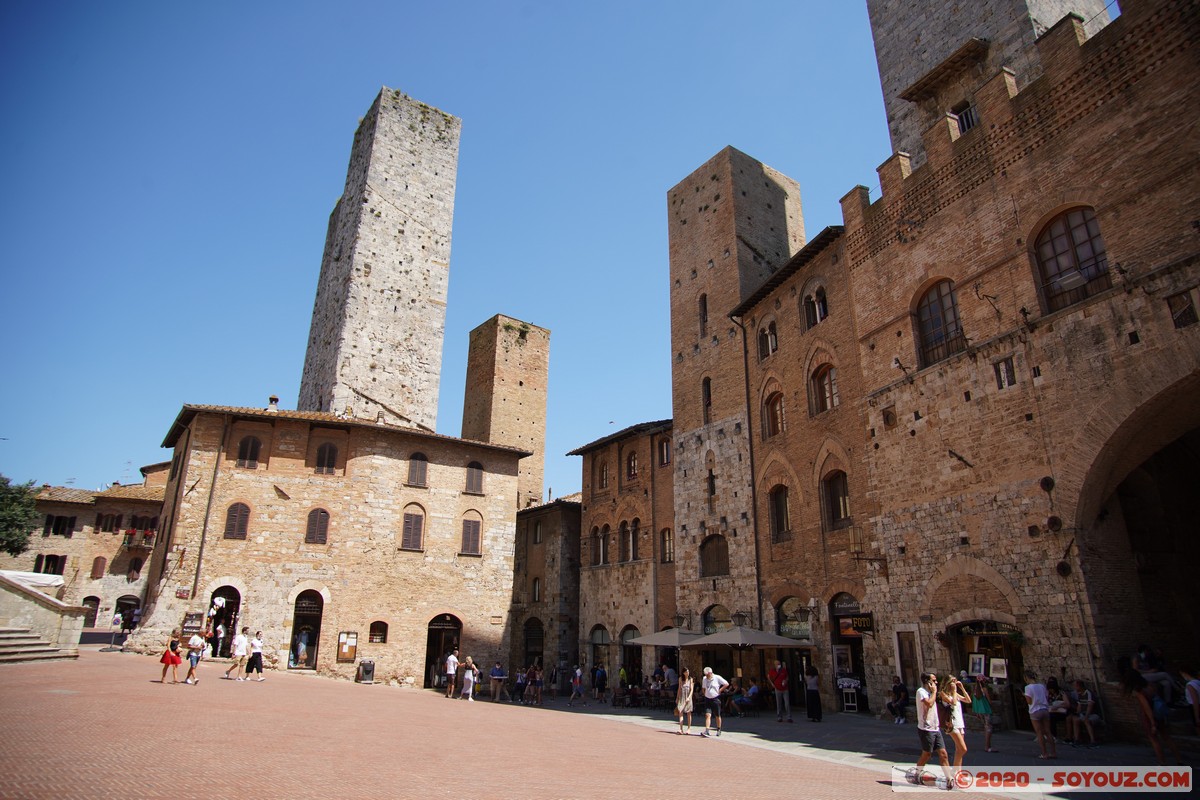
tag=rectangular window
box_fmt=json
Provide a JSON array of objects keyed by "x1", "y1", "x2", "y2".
[
  {"x1": 952, "y1": 101, "x2": 979, "y2": 135},
  {"x1": 994, "y1": 356, "x2": 1017, "y2": 389},
  {"x1": 461, "y1": 519, "x2": 481, "y2": 555},
  {"x1": 44, "y1": 515, "x2": 76, "y2": 538},
  {"x1": 1168, "y1": 289, "x2": 1198, "y2": 328},
  {"x1": 658, "y1": 439, "x2": 671, "y2": 467},
  {"x1": 465, "y1": 463, "x2": 484, "y2": 494},
  {"x1": 401, "y1": 513, "x2": 424, "y2": 551}
]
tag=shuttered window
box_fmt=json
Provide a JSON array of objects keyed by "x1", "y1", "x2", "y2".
[
  {"x1": 90, "y1": 557, "x2": 107, "y2": 579},
  {"x1": 461, "y1": 519, "x2": 481, "y2": 555},
  {"x1": 465, "y1": 462, "x2": 484, "y2": 494},
  {"x1": 315, "y1": 443, "x2": 338, "y2": 475},
  {"x1": 236, "y1": 436, "x2": 261, "y2": 468},
  {"x1": 407, "y1": 453, "x2": 428, "y2": 487},
  {"x1": 401, "y1": 512, "x2": 424, "y2": 550},
  {"x1": 224, "y1": 503, "x2": 249, "y2": 540},
  {"x1": 305, "y1": 509, "x2": 329, "y2": 544}
]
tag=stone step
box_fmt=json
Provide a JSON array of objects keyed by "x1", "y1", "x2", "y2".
[
  {"x1": 0, "y1": 649, "x2": 78, "y2": 664},
  {"x1": 0, "y1": 627, "x2": 78, "y2": 664}
]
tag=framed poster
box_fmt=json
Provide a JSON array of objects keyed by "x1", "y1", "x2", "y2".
[
  {"x1": 833, "y1": 644, "x2": 852, "y2": 676},
  {"x1": 988, "y1": 657, "x2": 1008, "y2": 680},
  {"x1": 967, "y1": 652, "x2": 986, "y2": 677}
]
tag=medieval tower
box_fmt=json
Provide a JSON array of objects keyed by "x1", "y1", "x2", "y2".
[
  {"x1": 298, "y1": 87, "x2": 461, "y2": 430},
  {"x1": 867, "y1": 0, "x2": 1111, "y2": 167},
  {"x1": 461, "y1": 314, "x2": 550, "y2": 509},
  {"x1": 667, "y1": 146, "x2": 805, "y2": 629}
]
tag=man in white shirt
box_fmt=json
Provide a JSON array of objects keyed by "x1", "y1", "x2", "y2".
[
  {"x1": 184, "y1": 630, "x2": 206, "y2": 685},
  {"x1": 910, "y1": 672, "x2": 952, "y2": 786},
  {"x1": 700, "y1": 666, "x2": 729, "y2": 738},
  {"x1": 445, "y1": 649, "x2": 460, "y2": 698},
  {"x1": 224, "y1": 627, "x2": 250, "y2": 681}
]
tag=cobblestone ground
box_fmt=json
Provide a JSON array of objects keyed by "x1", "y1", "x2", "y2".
[{"x1": 0, "y1": 648, "x2": 1192, "y2": 799}]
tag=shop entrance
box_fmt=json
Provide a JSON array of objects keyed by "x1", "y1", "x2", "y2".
[
  {"x1": 289, "y1": 590, "x2": 323, "y2": 669},
  {"x1": 829, "y1": 592, "x2": 870, "y2": 713},
  {"x1": 208, "y1": 586, "x2": 241, "y2": 658},
  {"x1": 424, "y1": 614, "x2": 461, "y2": 689}
]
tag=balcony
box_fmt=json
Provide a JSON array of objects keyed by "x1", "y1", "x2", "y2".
[{"x1": 121, "y1": 530, "x2": 156, "y2": 550}]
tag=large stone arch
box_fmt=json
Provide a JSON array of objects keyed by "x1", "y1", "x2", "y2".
[{"x1": 921, "y1": 556, "x2": 1025, "y2": 628}]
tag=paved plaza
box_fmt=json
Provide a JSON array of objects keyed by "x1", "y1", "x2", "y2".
[{"x1": 0, "y1": 647, "x2": 1194, "y2": 799}]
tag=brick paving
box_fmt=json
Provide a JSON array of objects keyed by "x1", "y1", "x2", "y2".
[{"x1": 0, "y1": 648, "x2": 1194, "y2": 799}]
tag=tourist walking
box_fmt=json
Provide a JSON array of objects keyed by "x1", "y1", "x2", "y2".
[
  {"x1": 459, "y1": 656, "x2": 479, "y2": 701},
  {"x1": 1023, "y1": 669, "x2": 1056, "y2": 759},
  {"x1": 568, "y1": 664, "x2": 588, "y2": 706},
  {"x1": 444, "y1": 649, "x2": 459, "y2": 698},
  {"x1": 245, "y1": 631, "x2": 265, "y2": 681},
  {"x1": 940, "y1": 673, "x2": 971, "y2": 775},
  {"x1": 910, "y1": 672, "x2": 954, "y2": 788},
  {"x1": 768, "y1": 659, "x2": 793, "y2": 722},
  {"x1": 1121, "y1": 668, "x2": 1182, "y2": 766},
  {"x1": 676, "y1": 666, "x2": 694, "y2": 734},
  {"x1": 970, "y1": 675, "x2": 997, "y2": 752},
  {"x1": 225, "y1": 627, "x2": 250, "y2": 681},
  {"x1": 699, "y1": 666, "x2": 728, "y2": 738},
  {"x1": 158, "y1": 628, "x2": 183, "y2": 683},
  {"x1": 184, "y1": 629, "x2": 206, "y2": 685},
  {"x1": 804, "y1": 664, "x2": 823, "y2": 722}
]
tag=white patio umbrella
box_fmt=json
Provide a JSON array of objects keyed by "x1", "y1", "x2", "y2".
[{"x1": 682, "y1": 625, "x2": 807, "y2": 678}]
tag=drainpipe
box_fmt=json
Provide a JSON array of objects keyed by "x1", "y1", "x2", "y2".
[
  {"x1": 192, "y1": 414, "x2": 231, "y2": 601},
  {"x1": 730, "y1": 313, "x2": 765, "y2": 631}
]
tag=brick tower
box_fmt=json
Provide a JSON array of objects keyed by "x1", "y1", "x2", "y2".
[
  {"x1": 298, "y1": 88, "x2": 461, "y2": 430},
  {"x1": 867, "y1": 0, "x2": 1111, "y2": 166},
  {"x1": 461, "y1": 314, "x2": 549, "y2": 509},
  {"x1": 667, "y1": 146, "x2": 804, "y2": 625}
]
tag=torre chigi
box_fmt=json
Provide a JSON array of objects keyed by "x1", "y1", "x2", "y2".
[{"x1": 129, "y1": 89, "x2": 550, "y2": 686}]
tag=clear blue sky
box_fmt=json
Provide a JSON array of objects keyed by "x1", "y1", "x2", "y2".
[{"x1": 0, "y1": 1, "x2": 891, "y2": 498}]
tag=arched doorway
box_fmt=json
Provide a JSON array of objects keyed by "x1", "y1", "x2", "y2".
[
  {"x1": 289, "y1": 590, "x2": 323, "y2": 669},
  {"x1": 81, "y1": 596, "x2": 100, "y2": 628},
  {"x1": 523, "y1": 617, "x2": 545, "y2": 669},
  {"x1": 619, "y1": 625, "x2": 643, "y2": 686},
  {"x1": 775, "y1": 596, "x2": 815, "y2": 710},
  {"x1": 829, "y1": 592, "x2": 869, "y2": 713},
  {"x1": 945, "y1": 619, "x2": 1027, "y2": 731},
  {"x1": 207, "y1": 586, "x2": 241, "y2": 658},
  {"x1": 588, "y1": 625, "x2": 611, "y2": 677},
  {"x1": 424, "y1": 614, "x2": 461, "y2": 689},
  {"x1": 698, "y1": 605, "x2": 734, "y2": 678}
]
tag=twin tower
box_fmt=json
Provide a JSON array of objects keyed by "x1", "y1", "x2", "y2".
[{"x1": 297, "y1": 87, "x2": 547, "y2": 508}]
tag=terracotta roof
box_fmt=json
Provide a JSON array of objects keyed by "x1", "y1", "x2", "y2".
[
  {"x1": 36, "y1": 486, "x2": 96, "y2": 505},
  {"x1": 567, "y1": 419, "x2": 673, "y2": 455},
  {"x1": 518, "y1": 493, "x2": 583, "y2": 515},
  {"x1": 95, "y1": 484, "x2": 165, "y2": 503},
  {"x1": 162, "y1": 404, "x2": 532, "y2": 458}
]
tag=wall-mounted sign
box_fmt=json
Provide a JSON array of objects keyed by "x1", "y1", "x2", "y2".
[
  {"x1": 175, "y1": 588, "x2": 191, "y2": 599},
  {"x1": 181, "y1": 612, "x2": 204, "y2": 636},
  {"x1": 337, "y1": 631, "x2": 358, "y2": 663}
]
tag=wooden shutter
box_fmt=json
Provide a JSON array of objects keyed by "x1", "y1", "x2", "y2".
[
  {"x1": 224, "y1": 504, "x2": 248, "y2": 539},
  {"x1": 461, "y1": 519, "x2": 481, "y2": 555},
  {"x1": 306, "y1": 509, "x2": 329, "y2": 544},
  {"x1": 402, "y1": 512, "x2": 423, "y2": 550}
]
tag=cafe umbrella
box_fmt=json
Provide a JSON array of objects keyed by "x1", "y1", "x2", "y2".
[{"x1": 682, "y1": 625, "x2": 807, "y2": 678}]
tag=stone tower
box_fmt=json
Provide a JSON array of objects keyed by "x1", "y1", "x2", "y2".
[
  {"x1": 667, "y1": 146, "x2": 804, "y2": 625},
  {"x1": 461, "y1": 314, "x2": 549, "y2": 509},
  {"x1": 298, "y1": 87, "x2": 461, "y2": 430},
  {"x1": 867, "y1": 0, "x2": 1111, "y2": 166}
]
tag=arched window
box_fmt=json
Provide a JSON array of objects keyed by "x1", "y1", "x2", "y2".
[
  {"x1": 305, "y1": 508, "x2": 329, "y2": 544},
  {"x1": 465, "y1": 462, "x2": 484, "y2": 494},
  {"x1": 702, "y1": 604, "x2": 732, "y2": 635},
  {"x1": 660, "y1": 528, "x2": 674, "y2": 564},
  {"x1": 589, "y1": 626, "x2": 611, "y2": 670},
  {"x1": 598, "y1": 461, "x2": 609, "y2": 490},
  {"x1": 810, "y1": 364, "x2": 839, "y2": 415},
  {"x1": 619, "y1": 521, "x2": 631, "y2": 562},
  {"x1": 368, "y1": 621, "x2": 388, "y2": 643},
  {"x1": 461, "y1": 516, "x2": 482, "y2": 555},
  {"x1": 401, "y1": 505, "x2": 424, "y2": 550},
  {"x1": 90, "y1": 556, "x2": 107, "y2": 579},
  {"x1": 407, "y1": 453, "x2": 428, "y2": 487},
  {"x1": 698, "y1": 293, "x2": 708, "y2": 337},
  {"x1": 315, "y1": 442, "x2": 338, "y2": 475},
  {"x1": 626, "y1": 451, "x2": 639, "y2": 480},
  {"x1": 591, "y1": 527, "x2": 602, "y2": 566},
  {"x1": 916, "y1": 280, "x2": 967, "y2": 366},
  {"x1": 768, "y1": 485, "x2": 790, "y2": 541},
  {"x1": 764, "y1": 391, "x2": 785, "y2": 438},
  {"x1": 223, "y1": 503, "x2": 249, "y2": 540},
  {"x1": 803, "y1": 287, "x2": 829, "y2": 330},
  {"x1": 822, "y1": 470, "x2": 851, "y2": 530},
  {"x1": 699, "y1": 534, "x2": 729, "y2": 577},
  {"x1": 236, "y1": 436, "x2": 261, "y2": 469},
  {"x1": 702, "y1": 377, "x2": 712, "y2": 424},
  {"x1": 1035, "y1": 206, "x2": 1110, "y2": 312},
  {"x1": 757, "y1": 321, "x2": 778, "y2": 360},
  {"x1": 599, "y1": 524, "x2": 611, "y2": 564},
  {"x1": 532, "y1": 577, "x2": 541, "y2": 602}
]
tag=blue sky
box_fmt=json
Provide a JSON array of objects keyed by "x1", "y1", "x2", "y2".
[{"x1": 0, "y1": 1, "x2": 891, "y2": 498}]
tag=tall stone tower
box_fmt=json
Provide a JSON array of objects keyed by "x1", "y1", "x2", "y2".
[
  {"x1": 462, "y1": 314, "x2": 549, "y2": 509},
  {"x1": 667, "y1": 146, "x2": 804, "y2": 625},
  {"x1": 298, "y1": 88, "x2": 461, "y2": 430},
  {"x1": 867, "y1": 0, "x2": 1111, "y2": 166}
]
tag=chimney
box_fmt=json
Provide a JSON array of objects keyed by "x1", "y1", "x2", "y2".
[{"x1": 267, "y1": 395, "x2": 279, "y2": 412}]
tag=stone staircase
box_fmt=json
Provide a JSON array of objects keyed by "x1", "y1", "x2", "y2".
[{"x1": 0, "y1": 627, "x2": 79, "y2": 664}]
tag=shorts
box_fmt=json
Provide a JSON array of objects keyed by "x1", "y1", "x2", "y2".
[
  {"x1": 704, "y1": 697, "x2": 722, "y2": 716},
  {"x1": 188, "y1": 652, "x2": 202, "y2": 667},
  {"x1": 1029, "y1": 709, "x2": 1049, "y2": 722},
  {"x1": 230, "y1": 655, "x2": 247, "y2": 668},
  {"x1": 918, "y1": 729, "x2": 946, "y2": 753}
]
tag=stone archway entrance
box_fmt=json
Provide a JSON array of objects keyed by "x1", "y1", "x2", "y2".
[
  {"x1": 289, "y1": 590, "x2": 323, "y2": 669},
  {"x1": 424, "y1": 614, "x2": 461, "y2": 689},
  {"x1": 207, "y1": 587, "x2": 240, "y2": 658}
]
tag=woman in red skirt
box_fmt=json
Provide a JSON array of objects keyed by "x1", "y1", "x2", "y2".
[{"x1": 159, "y1": 628, "x2": 183, "y2": 683}]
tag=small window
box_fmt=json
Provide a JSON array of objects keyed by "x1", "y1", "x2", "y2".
[
  {"x1": 305, "y1": 508, "x2": 330, "y2": 544},
  {"x1": 803, "y1": 287, "x2": 829, "y2": 330},
  {"x1": 407, "y1": 453, "x2": 428, "y2": 487},
  {"x1": 619, "y1": 521, "x2": 632, "y2": 562},
  {"x1": 916, "y1": 280, "x2": 967, "y2": 367},
  {"x1": 658, "y1": 439, "x2": 671, "y2": 466},
  {"x1": 599, "y1": 525, "x2": 611, "y2": 564},
  {"x1": 368, "y1": 621, "x2": 388, "y2": 643},
  {"x1": 129, "y1": 557, "x2": 143, "y2": 576},
  {"x1": 532, "y1": 521, "x2": 542, "y2": 545},
  {"x1": 590, "y1": 527, "x2": 602, "y2": 566},
  {"x1": 598, "y1": 461, "x2": 609, "y2": 490},
  {"x1": 44, "y1": 515, "x2": 76, "y2": 537},
  {"x1": 994, "y1": 357, "x2": 1017, "y2": 389},
  {"x1": 36, "y1": 554, "x2": 65, "y2": 575},
  {"x1": 660, "y1": 528, "x2": 674, "y2": 564},
  {"x1": 764, "y1": 392, "x2": 785, "y2": 438},
  {"x1": 769, "y1": 485, "x2": 790, "y2": 542},
  {"x1": 236, "y1": 436, "x2": 261, "y2": 469},
  {"x1": 315, "y1": 443, "x2": 338, "y2": 475},
  {"x1": 757, "y1": 321, "x2": 778, "y2": 360},
  {"x1": 702, "y1": 377, "x2": 712, "y2": 424},
  {"x1": 223, "y1": 503, "x2": 249, "y2": 540},
  {"x1": 532, "y1": 577, "x2": 541, "y2": 603},
  {"x1": 699, "y1": 534, "x2": 729, "y2": 577},
  {"x1": 698, "y1": 293, "x2": 708, "y2": 337},
  {"x1": 465, "y1": 462, "x2": 484, "y2": 494},
  {"x1": 90, "y1": 556, "x2": 107, "y2": 579},
  {"x1": 401, "y1": 509, "x2": 424, "y2": 551},
  {"x1": 810, "y1": 365, "x2": 840, "y2": 415},
  {"x1": 626, "y1": 451, "x2": 639, "y2": 480},
  {"x1": 1035, "y1": 207, "x2": 1110, "y2": 313},
  {"x1": 1167, "y1": 290, "x2": 1198, "y2": 329},
  {"x1": 823, "y1": 470, "x2": 851, "y2": 530},
  {"x1": 461, "y1": 518, "x2": 481, "y2": 555},
  {"x1": 951, "y1": 101, "x2": 979, "y2": 135}
]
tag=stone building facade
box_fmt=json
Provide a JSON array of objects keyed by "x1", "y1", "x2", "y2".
[
  {"x1": 510, "y1": 495, "x2": 581, "y2": 685},
  {"x1": 298, "y1": 88, "x2": 461, "y2": 431},
  {"x1": 569, "y1": 421, "x2": 675, "y2": 684},
  {"x1": 0, "y1": 473, "x2": 166, "y2": 629},
  {"x1": 129, "y1": 402, "x2": 527, "y2": 684}
]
